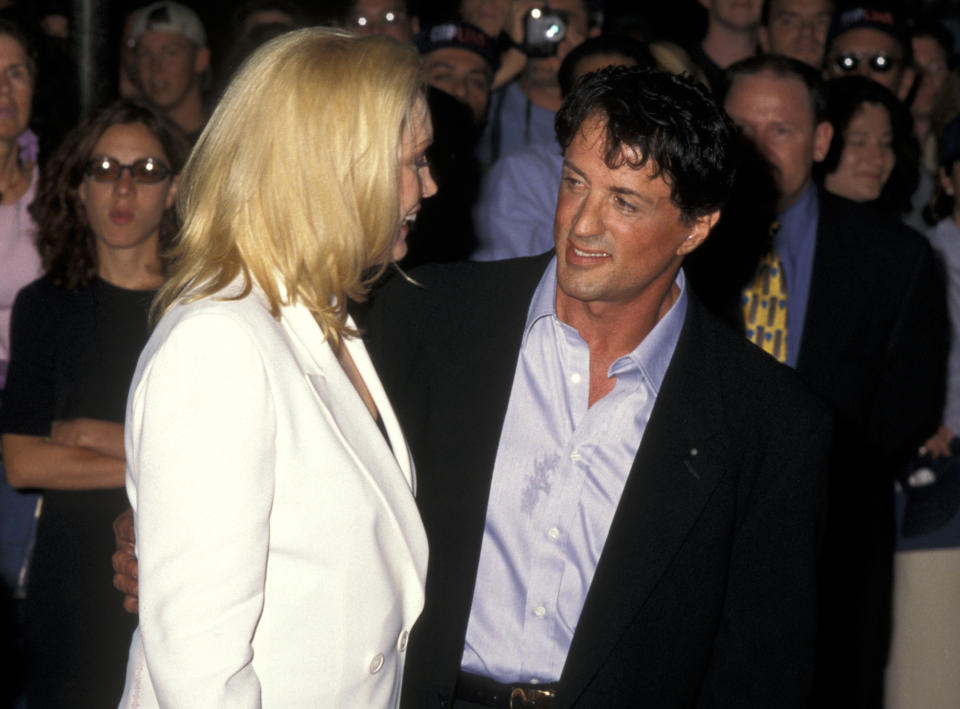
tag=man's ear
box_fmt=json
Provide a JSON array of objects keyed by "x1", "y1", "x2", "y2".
[
  {"x1": 897, "y1": 66, "x2": 917, "y2": 102},
  {"x1": 194, "y1": 46, "x2": 211, "y2": 74},
  {"x1": 676, "y1": 209, "x2": 720, "y2": 256},
  {"x1": 940, "y1": 166, "x2": 956, "y2": 196},
  {"x1": 410, "y1": 16, "x2": 420, "y2": 35},
  {"x1": 812, "y1": 120, "x2": 833, "y2": 162},
  {"x1": 758, "y1": 26, "x2": 771, "y2": 53}
]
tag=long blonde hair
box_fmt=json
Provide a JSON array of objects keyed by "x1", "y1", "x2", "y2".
[{"x1": 154, "y1": 27, "x2": 422, "y2": 348}]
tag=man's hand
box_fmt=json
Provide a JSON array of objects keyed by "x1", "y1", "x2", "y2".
[
  {"x1": 921, "y1": 424, "x2": 955, "y2": 458},
  {"x1": 112, "y1": 507, "x2": 139, "y2": 614},
  {"x1": 51, "y1": 418, "x2": 125, "y2": 459}
]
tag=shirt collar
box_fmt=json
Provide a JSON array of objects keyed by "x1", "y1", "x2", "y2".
[
  {"x1": 775, "y1": 183, "x2": 818, "y2": 256},
  {"x1": 523, "y1": 256, "x2": 687, "y2": 395}
]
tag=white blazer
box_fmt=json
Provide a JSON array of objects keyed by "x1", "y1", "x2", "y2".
[{"x1": 118, "y1": 281, "x2": 428, "y2": 708}]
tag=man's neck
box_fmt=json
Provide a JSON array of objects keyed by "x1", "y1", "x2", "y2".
[
  {"x1": 556, "y1": 279, "x2": 680, "y2": 406},
  {"x1": 165, "y1": 89, "x2": 206, "y2": 136},
  {"x1": 701, "y1": 23, "x2": 758, "y2": 69},
  {"x1": 521, "y1": 76, "x2": 563, "y2": 112},
  {"x1": 777, "y1": 179, "x2": 814, "y2": 216}
]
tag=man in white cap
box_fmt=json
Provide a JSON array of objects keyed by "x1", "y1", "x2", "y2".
[{"x1": 130, "y1": 1, "x2": 210, "y2": 141}]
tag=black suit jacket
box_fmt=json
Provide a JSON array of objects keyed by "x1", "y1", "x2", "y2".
[
  {"x1": 796, "y1": 194, "x2": 948, "y2": 704},
  {"x1": 797, "y1": 192, "x2": 945, "y2": 480},
  {"x1": 366, "y1": 254, "x2": 832, "y2": 708},
  {"x1": 687, "y1": 190, "x2": 948, "y2": 706}
]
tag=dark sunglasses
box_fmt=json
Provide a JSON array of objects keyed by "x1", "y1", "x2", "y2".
[
  {"x1": 84, "y1": 156, "x2": 171, "y2": 184},
  {"x1": 831, "y1": 51, "x2": 901, "y2": 74}
]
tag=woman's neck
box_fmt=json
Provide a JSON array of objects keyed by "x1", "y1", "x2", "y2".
[
  {"x1": 97, "y1": 241, "x2": 164, "y2": 291},
  {"x1": 0, "y1": 138, "x2": 29, "y2": 204}
]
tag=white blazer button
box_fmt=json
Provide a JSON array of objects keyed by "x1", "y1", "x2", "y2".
[
  {"x1": 369, "y1": 653, "x2": 384, "y2": 674},
  {"x1": 398, "y1": 630, "x2": 409, "y2": 652}
]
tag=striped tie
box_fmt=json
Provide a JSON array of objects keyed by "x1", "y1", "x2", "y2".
[{"x1": 742, "y1": 250, "x2": 788, "y2": 363}]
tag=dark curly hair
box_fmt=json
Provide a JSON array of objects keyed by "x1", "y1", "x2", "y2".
[
  {"x1": 555, "y1": 65, "x2": 738, "y2": 222},
  {"x1": 31, "y1": 99, "x2": 190, "y2": 289},
  {"x1": 815, "y1": 75, "x2": 918, "y2": 214}
]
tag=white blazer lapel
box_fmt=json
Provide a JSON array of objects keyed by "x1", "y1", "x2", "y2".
[
  {"x1": 342, "y1": 315, "x2": 416, "y2": 491},
  {"x1": 278, "y1": 303, "x2": 422, "y2": 533}
]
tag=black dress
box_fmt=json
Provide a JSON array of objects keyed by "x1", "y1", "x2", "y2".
[{"x1": 0, "y1": 275, "x2": 155, "y2": 708}]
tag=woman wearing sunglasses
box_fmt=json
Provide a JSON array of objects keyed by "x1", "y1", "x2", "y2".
[{"x1": 0, "y1": 99, "x2": 187, "y2": 708}]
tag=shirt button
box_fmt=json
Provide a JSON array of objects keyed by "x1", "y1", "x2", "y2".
[
  {"x1": 534, "y1": 604, "x2": 546, "y2": 618},
  {"x1": 397, "y1": 630, "x2": 408, "y2": 652},
  {"x1": 570, "y1": 450, "x2": 581, "y2": 463},
  {"x1": 570, "y1": 372, "x2": 582, "y2": 384},
  {"x1": 369, "y1": 653, "x2": 384, "y2": 674},
  {"x1": 547, "y1": 526, "x2": 560, "y2": 540}
]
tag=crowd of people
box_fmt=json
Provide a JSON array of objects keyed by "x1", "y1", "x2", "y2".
[{"x1": 0, "y1": 0, "x2": 959, "y2": 707}]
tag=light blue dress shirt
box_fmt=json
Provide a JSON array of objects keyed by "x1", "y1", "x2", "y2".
[
  {"x1": 472, "y1": 142, "x2": 563, "y2": 262},
  {"x1": 774, "y1": 184, "x2": 819, "y2": 367},
  {"x1": 460, "y1": 258, "x2": 688, "y2": 683},
  {"x1": 476, "y1": 81, "x2": 557, "y2": 166}
]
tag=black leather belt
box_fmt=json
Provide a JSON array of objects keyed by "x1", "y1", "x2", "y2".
[{"x1": 454, "y1": 671, "x2": 558, "y2": 708}]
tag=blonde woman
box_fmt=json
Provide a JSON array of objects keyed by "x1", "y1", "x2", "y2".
[{"x1": 118, "y1": 28, "x2": 435, "y2": 707}]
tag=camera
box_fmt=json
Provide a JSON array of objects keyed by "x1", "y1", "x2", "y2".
[{"x1": 523, "y1": 7, "x2": 568, "y2": 57}]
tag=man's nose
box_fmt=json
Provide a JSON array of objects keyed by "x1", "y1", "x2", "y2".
[{"x1": 572, "y1": 194, "x2": 603, "y2": 237}]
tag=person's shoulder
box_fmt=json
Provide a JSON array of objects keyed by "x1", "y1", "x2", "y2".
[
  {"x1": 11, "y1": 273, "x2": 81, "y2": 314},
  {"x1": 13, "y1": 272, "x2": 53, "y2": 300},
  {"x1": 386, "y1": 254, "x2": 551, "y2": 304},
  {"x1": 819, "y1": 192, "x2": 929, "y2": 251},
  {"x1": 152, "y1": 284, "x2": 278, "y2": 349},
  {"x1": 693, "y1": 298, "x2": 828, "y2": 418},
  {"x1": 366, "y1": 255, "x2": 550, "y2": 359}
]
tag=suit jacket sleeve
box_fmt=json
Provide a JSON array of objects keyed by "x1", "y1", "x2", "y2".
[{"x1": 129, "y1": 310, "x2": 276, "y2": 708}]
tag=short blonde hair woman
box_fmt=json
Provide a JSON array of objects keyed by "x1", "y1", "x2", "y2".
[{"x1": 118, "y1": 27, "x2": 436, "y2": 708}]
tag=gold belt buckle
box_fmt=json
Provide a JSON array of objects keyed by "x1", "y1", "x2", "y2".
[{"x1": 509, "y1": 686, "x2": 556, "y2": 708}]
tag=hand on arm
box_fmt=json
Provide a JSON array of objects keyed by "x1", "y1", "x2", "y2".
[
  {"x1": 50, "y1": 418, "x2": 125, "y2": 458},
  {"x1": 2, "y1": 431, "x2": 125, "y2": 489}
]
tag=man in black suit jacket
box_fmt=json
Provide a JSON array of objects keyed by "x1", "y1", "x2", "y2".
[
  {"x1": 367, "y1": 67, "x2": 832, "y2": 708},
  {"x1": 722, "y1": 55, "x2": 948, "y2": 708}
]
